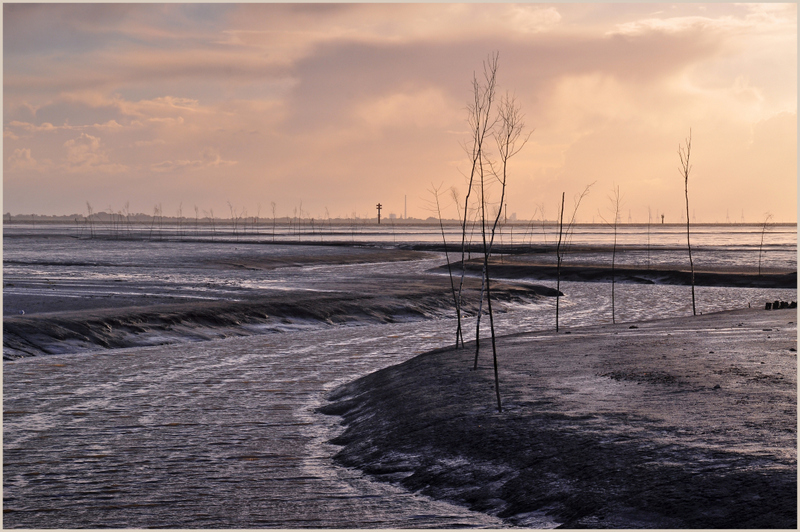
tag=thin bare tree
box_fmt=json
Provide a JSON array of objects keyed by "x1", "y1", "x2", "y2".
[
  {"x1": 123, "y1": 201, "x2": 131, "y2": 238},
  {"x1": 456, "y1": 53, "x2": 499, "y2": 352},
  {"x1": 228, "y1": 202, "x2": 238, "y2": 240},
  {"x1": 430, "y1": 183, "x2": 463, "y2": 348},
  {"x1": 605, "y1": 186, "x2": 623, "y2": 324},
  {"x1": 271, "y1": 201, "x2": 277, "y2": 242},
  {"x1": 177, "y1": 203, "x2": 184, "y2": 240},
  {"x1": 538, "y1": 202, "x2": 549, "y2": 245},
  {"x1": 555, "y1": 184, "x2": 593, "y2": 331},
  {"x1": 148, "y1": 204, "x2": 159, "y2": 241},
  {"x1": 758, "y1": 212, "x2": 773, "y2": 275},
  {"x1": 678, "y1": 129, "x2": 696, "y2": 316},
  {"x1": 555, "y1": 193, "x2": 566, "y2": 330},
  {"x1": 474, "y1": 92, "x2": 530, "y2": 413},
  {"x1": 647, "y1": 206, "x2": 652, "y2": 269},
  {"x1": 85, "y1": 202, "x2": 95, "y2": 239}
]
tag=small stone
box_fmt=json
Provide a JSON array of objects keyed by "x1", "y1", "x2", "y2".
[{"x1": 713, "y1": 384, "x2": 721, "y2": 390}]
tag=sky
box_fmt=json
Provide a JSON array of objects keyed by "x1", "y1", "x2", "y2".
[{"x1": 3, "y1": 2, "x2": 797, "y2": 222}]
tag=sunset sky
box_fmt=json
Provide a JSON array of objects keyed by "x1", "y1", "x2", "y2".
[{"x1": 3, "y1": 3, "x2": 797, "y2": 222}]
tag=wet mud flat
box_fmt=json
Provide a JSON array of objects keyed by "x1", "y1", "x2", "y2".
[
  {"x1": 320, "y1": 308, "x2": 797, "y2": 528},
  {"x1": 448, "y1": 257, "x2": 797, "y2": 289},
  {"x1": 3, "y1": 274, "x2": 556, "y2": 359}
]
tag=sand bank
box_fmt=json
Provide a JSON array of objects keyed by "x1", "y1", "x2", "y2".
[
  {"x1": 446, "y1": 258, "x2": 797, "y2": 289},
  {"x1": 320, "y1": 307, "x2": 797, "y2": 528},
  {"x1": 3, "y1": 275, "x2": 556, "y2": 359}
]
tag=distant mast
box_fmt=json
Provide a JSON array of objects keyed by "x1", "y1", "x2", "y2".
[
  {"x1": 404, "y1": 195, "x2": 407, "y2": 219},
  {"x1": 376, "y1": 203, "x2": 382, "y2": 224}
]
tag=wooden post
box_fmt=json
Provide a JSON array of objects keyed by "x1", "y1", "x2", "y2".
[{"x1": 376, "y1": 203, "x2": 382, "y2": 224}]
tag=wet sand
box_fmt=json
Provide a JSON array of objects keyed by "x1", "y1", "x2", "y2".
[{"x1": 320, "y1": 307, "x2": 797, "y2": 528}]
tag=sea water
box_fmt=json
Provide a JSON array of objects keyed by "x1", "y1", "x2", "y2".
[{"x1": 3, "y1": 222, "x2": 796, "y2": 528}]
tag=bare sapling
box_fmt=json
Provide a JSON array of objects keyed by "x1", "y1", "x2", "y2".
[
  {"x1": 555, "y1": 192, "x2": 565, "y2": 331},
  {"x1": 105, "y1": 205, "x2": 116, "y2": 238},
  {"x1": 299, "y1": 200, "x2": 304, "y2": 239},
  {"x1": 554, "y1": 184, "x2": 593, "y2": 331},
  {"x1": 678, "y1": 129, "x2": 696, "y2": 316},
  {"x1": 271, "y1": 202, "x2": 277, "y2": 242},
  {"x1": 476, "y1": 92, "x2": 530, "y2": 414},
  {"x1": 647, "y1": 206, "x2": 652, "y2": 269},
  {"x1": 228, "y1": 202, "x2": 238, "y2": 240},
  {"x1": 177, "y1": 203, "x2": 184, "y2": 240},
  {"x1": 758, "y1": 212, "x2": 773, "y2": 275},
  {"x1": 85, "y1": 202, "x2": 95, "y2": 239},
  {"x1": 457, "y1": 53, "x2": 499, "y2": 354},
  {"x1": 607, "y1": 186, "x2": 622, "y2": 324},
  {"x1": 123, "y1": 201, "x2": 132, "y2": 238},
  {"x1": 450, "y1": 186, "x2": 467, "y2": 347},
  {"x1": 431, "y1": 183, "x2": 464, "y2": 348},
  {"x1": 148, "y1": 204, "x2": 158, "y2": 241},
  {"x1": 158, "y1": 203, "x2": 164, "y2": 238}
]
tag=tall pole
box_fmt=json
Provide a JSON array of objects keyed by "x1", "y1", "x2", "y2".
[{"x1": 376, "y1": 203, "x2": 382, "y2": 224}]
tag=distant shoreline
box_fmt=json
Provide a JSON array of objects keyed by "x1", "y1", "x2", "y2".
[{"x1": 4, "y1": 217, "x2": 799, "y2": 227}]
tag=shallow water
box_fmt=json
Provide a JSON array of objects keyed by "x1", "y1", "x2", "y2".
[{"x1": 4, "y1": 320, "x2": 514, "y2": 528}]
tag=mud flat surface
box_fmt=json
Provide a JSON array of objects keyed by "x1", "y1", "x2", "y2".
[
  {"x1": 449, "y1": 258, "x2": 797, "y2": 289},
  {"x1": 3, "y1": 273, "x2": 556, "y2": 359},
  {"x1": 320, "y1": 308, "x2": 797, "y2": 528}
]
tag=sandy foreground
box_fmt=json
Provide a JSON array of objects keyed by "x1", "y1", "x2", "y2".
[{"x1": 320, "y1": 307, "x2": 797, "y2": 528}]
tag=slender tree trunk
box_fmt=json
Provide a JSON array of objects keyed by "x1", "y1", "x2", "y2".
[
  {"x1": 458, "y1": 54, "x2": 498, "y2": 352},
  {"x1": 473, "y1": 260, "x2": 487, "y2": 369},
  {"x1": 555, "y1": 193, "x2": 565, "y2": 331},
  {"x1": 679, "y1": 130, "x2": 696, "y2": 316},
  {"x1": 647, "y1": 206, "x2": 652, "y2": 269},
  {"x1": 611, "y1": 190, "x2": 618, "y2": 324},
  {"x1": 758, "y1": 213, "x2": 772, "y2": 275},
  {"x1": 484, "y1": 263, "x2": 502, "y2": 413},
  {"x1": 432, "y1": 184, "x2": 463, "y2": 349}
]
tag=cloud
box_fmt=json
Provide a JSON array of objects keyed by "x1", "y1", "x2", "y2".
[
  {"x1": 2, "y1": 3, "x2": 796, "y2": 221},
  {"x1": 6, "y1": 148, "x2": 44, "y2": 172},
  {"x1": 6, "y1": 119, "x2": 124, "y2": 138},
  {"x1": 150, "y1": 148, "x2": 236, "y2": 173},
  {"x1": 355, "y1": 88, "x2": 459, "y2": 132},
  {"x1": 62, "y1": 133, "x2": 128, "y2": 173}
]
